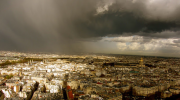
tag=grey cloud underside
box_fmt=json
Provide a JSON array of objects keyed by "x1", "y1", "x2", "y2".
[
  {"x1": 75, "y1": 11, "x2": 179, "y2": 38},
  {"x1": 0, "y1": 0, "x2": 180, "y2": 53}
]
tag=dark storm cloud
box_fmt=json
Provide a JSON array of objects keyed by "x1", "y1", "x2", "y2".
[
  {"x1": 0, "y1": 0, "x2": 98, "y2": 53},
  {"x1": 75, "y1": 11, "x2": 179, "y2": 38},
  {"x1": 74, "y1": 0, "x2": 180, "y2": 38},
  {"x1": 0, "y1": 0, "x2": 180, "y2": 53}
]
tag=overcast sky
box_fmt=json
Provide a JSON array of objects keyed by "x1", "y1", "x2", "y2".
[{"x1": 0, "y1": 0, "x2": 180, "y2": 57}]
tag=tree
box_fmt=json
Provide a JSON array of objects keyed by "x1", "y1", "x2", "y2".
[{"x1": 5, "y1": 74, "x2": 13, "y2": 79}]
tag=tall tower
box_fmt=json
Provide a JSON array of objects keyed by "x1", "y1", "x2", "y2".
[
  {"x1": 19, "y1": 68, "x2": 22, "y2": 77},
  {"x1": 139, "y1": 58, "x2": 144, "y2": 67}
]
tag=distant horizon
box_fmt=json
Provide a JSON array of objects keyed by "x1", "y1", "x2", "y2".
[{"x1": 0, "y1": 50, "x2": 179, "y2": 59}]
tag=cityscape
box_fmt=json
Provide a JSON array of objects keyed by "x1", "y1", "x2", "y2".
[
  {"x1": 0, "y1": 51, "x2": 180, "y2": 100},
  {"x1": 1, "y1": 0, "x2": 180, "y2": 100}
]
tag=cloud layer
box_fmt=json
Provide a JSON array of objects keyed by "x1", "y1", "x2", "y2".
[{"x1": 0, "y1": 0, "x2": 180, "y2": 56}]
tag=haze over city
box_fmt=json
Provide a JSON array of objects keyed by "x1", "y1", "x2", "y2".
[{"x1": 0, "y1": 0, "x2": 180, "y2": 57}]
